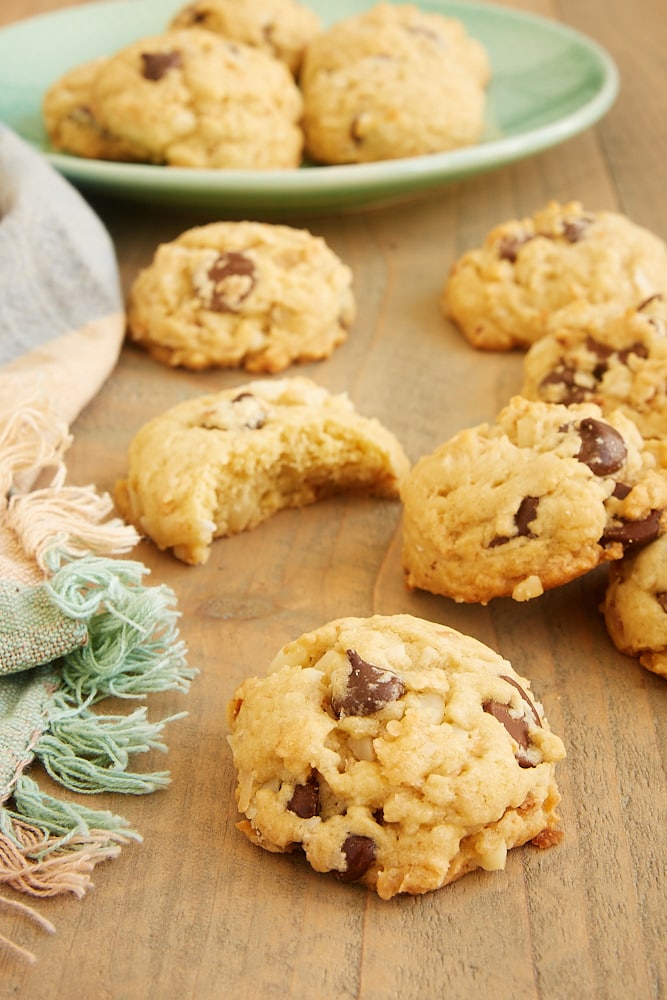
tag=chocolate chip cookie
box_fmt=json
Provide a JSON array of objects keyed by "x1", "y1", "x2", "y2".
[
  {"x1": 114, "y1": 377, "x2": 410, "y2": 565},
  {"x1": 227, "y1": 613, "x2": 565, "y2": 899},
  {"x1": 300, "y1": 3, "x2": 490, "y2": 164},
  {"x1": 601, "y1": 533, "x2": 667, "y2": 679},
  {"x1": 127, "y1": 221, "x2": 355, "y2": 372},
  {"x1": 400, "y1": 396, "x2": 667, "y2": 604},
  {"x1": 520, "y1": 295, "x2": 667, "y2": 439},
  {"x1": 43, "y1": 58, "x2": 146, "y2": 161},
  {"x1": 90, "y1": 28, "x2": 303, "y2": 168},
  {"x1": 169, "y1": 0, "x2": 321, "y2": 75},
  {"x1": 443, "y1": 201, "x2": 667, "y2": 350}
]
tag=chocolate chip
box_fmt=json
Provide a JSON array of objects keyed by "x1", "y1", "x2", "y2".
[
  {"x1": 231, "y1": 392, "x2": 266, "y2": 429},
  {"x1": 562, "y1": 217, "x2": 592, "y2": 242},
  {"x1": 576, "y1": 418, "x2": 627, "y2": 476},
  {"x1": 331, "y1": 650, "x2": 405, "y2": 718},
  {"x1": 483, "y1": 701, "x2": 530, "y2": 749},
  {"x1": 287, "y1": 775, "x2": 319, "y2": 819},
  {"x1": 204, "y1": 251, "x2": 256, "y2": 313},
  {"x1": 349, "y1": 115, "x2": 365, "y2": 145},
  {"x1": 497, "y1": 233, "x2": 534, "y2": 262},
  {"x1": 500, "y1": 674, "x2": 542, "y2": 728},
  {"x1": 584, "y1": 335, "x2": 613, "y2": 363},
  {"x1": 337, "y1": 834, "x2": 376, "y2": 882},
  {"x1": 617, "y1": 342, "x2": 649, "y2": 364},
  {"x1": 141, "y1": 50, "x2": 182, "y2": 81},
  {"x1": 657, "y1": 592, "x2": 667, "y2": 613},
  {"x1": 601, "y1": 509, "x2": 662, "y2": 549},
  {"x1": 484, "y1": 676, "x2": 542, "y2": 768},
  {"x1": 489, "y1": 496, "x2": 540, "y2": 547},
  {"x1": 582, "y1": 333, "x2": 646, "y2": 370},
  {"x1": 539, "y1": 361, "x2": 588, "y2": 403},
  {"x1": 637, "y1": 293, "x2": 663, "y2": 311},
  {"x1": 405, "y1": 24, "x2": 442, "y2": 43}
]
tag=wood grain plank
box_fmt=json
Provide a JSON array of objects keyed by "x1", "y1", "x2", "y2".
[{"x1": 1, "y1": 0, "x2": 666, "y2": 997}]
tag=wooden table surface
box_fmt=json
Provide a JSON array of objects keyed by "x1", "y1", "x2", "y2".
[{"x1": 1, "y1": 0, "x2": 666, "y2": 997}]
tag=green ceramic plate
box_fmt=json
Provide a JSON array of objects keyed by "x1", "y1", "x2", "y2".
[{"x1": 0, "y1": 0, "x2": 618, "y2": 214}]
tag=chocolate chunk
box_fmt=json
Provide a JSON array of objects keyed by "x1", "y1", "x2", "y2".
[
  {"x1": 514, "y1": 496, "x2": 540, "y2": 538},
  {"x1": 576, "y1": 418, "x2": 627, "y2": 476},
  {"x1": 204, "y1": 252, "x2": 257, "y2": 313},
  {"x1": 497, "y1": 233, "x2": 533, "y2": 262},
  {"x1": 489, "y1": 496, "x2": 540, "y2": 548},
  {"x1": 288, "y1": 775, "x2": 319, "y2": 818},
  {"x1": 612, "y1": 482, "x2": 632, "y2": 500},
  {"x1": 337, "y1": 834, "x2": 376, "y2": 882},
  {"x1": 656, "y1": 592, "x2": 667, "y2": 613},
  {"x1": 601, "y1": 509, "x2": 662, "y2": 548},
  {"x1": 141, "y1": 50, "x2": 182, "y2": 81},
  {"x1": 331, "y1": 649, "x2": 405, "y2": 718},
  {"x1": 562, "y1": 217, "x2": 592, "y2": 242}
]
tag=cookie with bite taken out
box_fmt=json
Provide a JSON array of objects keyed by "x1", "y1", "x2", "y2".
[{"x1": 114, "y1": 377, "x2": 409, "y2": 565}]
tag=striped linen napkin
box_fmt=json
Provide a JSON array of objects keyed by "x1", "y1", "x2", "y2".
[{"x1": 0, "y1": 124, "x2": 194, "y2": 962}]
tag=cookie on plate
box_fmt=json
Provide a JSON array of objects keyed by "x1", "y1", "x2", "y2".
[
  {"x1": 127, "y1": 221, "x2": 355, "y2": 373},
  {"x1": 90, "y1": 29, "x2": 303, "y2": 168},
  {"x1": 169, "y1": 0, "x2": 321, "y2": 75},
  {"x1": 400, "y1": 396, "x2": 667, "y2": 604},
  {"x1": 601, "y1": 533, "x2": 667, "y2": 679},
  {"x1": 114, "y1": 377, "x2": 410, "y2": 565},
  {"x1": 42, "y1": 58, "x2": 146, "y2": 161},
  {"x1": 520, "y1": 294, "x2": 667, "y2": 439},
  {"x1": 442, "y1": 201, "x2": 667, "y2": 351},
  {"x1": 300, "y1": 3, "x2": 490, "y2": 165},
  {"x1": 227, "y1": 613, "x2": 565, "y2": 899}
]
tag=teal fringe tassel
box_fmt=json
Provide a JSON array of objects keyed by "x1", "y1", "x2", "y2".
[
  {"x1": 44, "y1": 552, "x2": 197, "y2": 705},
  {"x1": 34, "y1": 693, "x2": 183, "y2": 795},
  {"x1": 1, "y1": 549, "x2": 197, "y2": 893},
  {"x1": 1, "y1": 775, "x2": 140, "y2": 859}
]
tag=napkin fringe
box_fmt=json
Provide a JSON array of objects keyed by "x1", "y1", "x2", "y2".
[
  {"x1": 0, "y1": 390, "x2": 70, "y2": 497},
  {"x1": 0, "y1": 810, "x2": 129, "y2": 898},
  {"x1": 8, "y1": 485, "x2": 139, "y2": 573}
]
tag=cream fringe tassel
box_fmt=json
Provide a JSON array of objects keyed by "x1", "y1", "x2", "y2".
[{"x1": 0, "y1": 391, "x2": 138, "y2": 578}]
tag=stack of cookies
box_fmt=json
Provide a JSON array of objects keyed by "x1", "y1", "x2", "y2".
[
  {"x1": 398, "y1": 199, "x2": 667, "y2": 678},
  {"x1": 42, "y1": 0, "x2": 491, "y2": 168}
]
